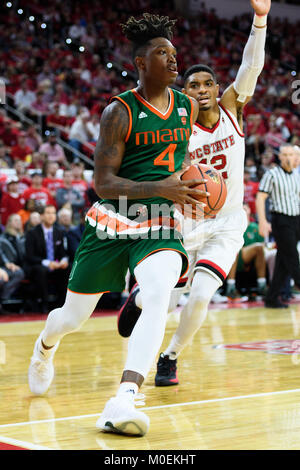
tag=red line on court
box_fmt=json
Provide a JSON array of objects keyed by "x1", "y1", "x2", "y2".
[{"x1": 0, "y1": 442, "x2": 27, "y2": 450}]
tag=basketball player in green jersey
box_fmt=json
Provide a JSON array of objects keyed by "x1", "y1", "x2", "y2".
[{"x1": 28, "y1": 14, "x2": 205, "y2": 436}]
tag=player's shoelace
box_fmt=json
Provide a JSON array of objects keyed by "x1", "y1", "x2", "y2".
[
  {"x1": 158, "y1": 356, "x2": 176, "y2": 376},
  {"x1": 31, "y1": 358, "x2": 51, "y2": 378},
  {"x1": 131, "y1": 393, "x2": 146, "y2": 407}
]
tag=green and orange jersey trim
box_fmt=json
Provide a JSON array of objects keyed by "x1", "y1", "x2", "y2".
[
  {"x1": 86, "y1": 203, "x2": 182, "y2": 236},
  {"x1": 130, "y1": 88, "x2": 175, "y2": 120},
  {"x1": 110, "y1": 95, "x2": 133, "y2": 143}
]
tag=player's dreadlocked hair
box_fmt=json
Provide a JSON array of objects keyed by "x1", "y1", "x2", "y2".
[{"x1": 121, "y1": 13, "x2": 177, "y2": 60}]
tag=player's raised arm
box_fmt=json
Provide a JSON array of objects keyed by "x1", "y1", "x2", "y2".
[
  {"x1": 94, "y1": 99, "x2": 206, "y2": 205},
  {"x1": 220, "y1": 0, "x2": 271, "y2": 126}
]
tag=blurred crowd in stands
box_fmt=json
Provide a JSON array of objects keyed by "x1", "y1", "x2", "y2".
[{"x1": 0, "y1": 0, "x2": 299, "y2": 312}]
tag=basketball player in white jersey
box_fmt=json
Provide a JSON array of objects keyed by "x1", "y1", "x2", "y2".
[{"x1": 118, "y1": 0, "x2": 271, "y2": 386}]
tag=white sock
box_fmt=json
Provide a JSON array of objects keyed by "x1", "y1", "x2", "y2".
[
  {"x1": 37, "y1": 332, "x2": 56, "y2": 360},
  {"x1": 257, "y1": 277, "x2": 266, "y2": 286},
  {"x1": 117, "y1": 382, "x2": 139, "y2": 397},
  {"x1": 165, "y1": 351, "x2": 177, "y2": 360}
]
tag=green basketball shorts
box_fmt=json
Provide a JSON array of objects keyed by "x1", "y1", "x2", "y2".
[{"x1": 67, "y1": 222, "x2": 188, "y2": 294}]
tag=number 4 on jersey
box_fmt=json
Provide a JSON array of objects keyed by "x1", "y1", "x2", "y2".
[{"x1": 154, "y1": 144, "x2": 176, "y2": 172}]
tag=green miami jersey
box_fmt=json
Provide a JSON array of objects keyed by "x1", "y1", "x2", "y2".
[
  {"x1": 68, "y1": 88, "x2": 193, "y2": 294},
  {"x1": 102, "y1": 87, "x2": 194, "y2": 216}
]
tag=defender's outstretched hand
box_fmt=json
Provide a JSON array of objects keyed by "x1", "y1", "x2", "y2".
[{"x1": 251, "y1": 0, "x2": 271, "y2": 16}]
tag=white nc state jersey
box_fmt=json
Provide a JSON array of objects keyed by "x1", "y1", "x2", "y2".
[{"x1": 189, "y1": 103, "x2": 245, "y2": 216}]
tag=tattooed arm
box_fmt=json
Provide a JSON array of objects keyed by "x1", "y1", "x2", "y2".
[{"x1": 94, "y1": 100, "x2": 207, "y2": 205}]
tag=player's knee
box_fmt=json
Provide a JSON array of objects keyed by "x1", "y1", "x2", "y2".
[
  {"x1": 255, "y1": 244, "x2": 264, "y2": 256},
  {"x1": 191, "y1": 293, "x2": 210, "y2": 310},
  {"x1": 48, "y1": 305, "x2": 89, "y2": 335},
  {"x1": 60, "y1": 315, "x2": 87, "y2": 335}
]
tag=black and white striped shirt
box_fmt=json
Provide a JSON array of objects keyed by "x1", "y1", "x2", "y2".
[{"x1": 259, "y1": 165, "x2": 300, "y2": 216}]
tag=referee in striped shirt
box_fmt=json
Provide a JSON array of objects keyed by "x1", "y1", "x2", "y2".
[{"x1": 256, "y1": 144, "x2": 300, "y2": 308}]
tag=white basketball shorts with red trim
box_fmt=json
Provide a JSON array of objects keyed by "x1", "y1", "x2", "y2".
[{"x1": 175, "y1": 208, "x2": 247, "y2": 290}]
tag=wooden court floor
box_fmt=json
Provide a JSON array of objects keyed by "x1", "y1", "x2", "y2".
[{"x1": 1, "y1": 303, "x2": 300, "y2": 450}]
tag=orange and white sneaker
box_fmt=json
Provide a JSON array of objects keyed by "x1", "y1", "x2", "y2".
[
  {"x1": 96, "y1": 393, "x2": 149, "y2": 436},
  {"x1": 28, "y1": 333, "x2": 59, "y2": 395}
]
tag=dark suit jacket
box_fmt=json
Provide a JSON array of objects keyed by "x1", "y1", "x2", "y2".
[
  {"x1": 67, "y1": 223, "x2": 85, "y2": 262},
  {"x1": 25, "y1": 224, "x2": 68, "y2": 267}
]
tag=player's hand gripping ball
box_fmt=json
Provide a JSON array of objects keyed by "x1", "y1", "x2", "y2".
[{"x1": 180, "y1": 163, "x2": 227, "y2": 219}]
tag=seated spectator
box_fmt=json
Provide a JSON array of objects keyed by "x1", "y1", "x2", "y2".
[
  {"x1": 86, "y1": 113, "x2": 100, "y2": 142},
  {"x1": 71, "y1": 158, "x2": 89, "y2": 204},
  {"x1": 244, "y1": 157, "x2": 257, "y2": 180},
  {"x1": 14, "y1": 160, "x2": 32, "y2": 193},
  {"x1": 265, "y1": 118, "x2": 286, "y2": 150},
  {"x1": 24, "y1": 205, "x2": 70, "y2": 312},
  {"x1": 14, "y1": 83, "x2": 36, "y2": 112},
  {"x1": 0, "y1": 214, "x2": 26, "y2": 307},
  {"x1": 46, "y1": 103, "x2": 69, "y2": 132},
  {"x1": 68, "y1": 111, "x2": 92, "y2": 151},
  {"x1": 25, "y1": 125, "x2": 43, "y2": 153},
  {"x1": 22, "y1": 172, "x2": 56, "y2": 211},
  {"x1": 259, "y1": 148, "x2": 275, "y2": 175},
  {"x1": 225, "y1": 205, "x2": 267, "y2": 300},
  {"x1": 37, "y1": 64, "x2": 55, "y2": 86},
  {"x1": 86, "y1": 178, "x2": 98, "y2": 206},
  {"x1": 39, "y1": 132, "x2": 69, "y2": 167},
  {"x1": 0, "y1": 156, "x2": 9, "y2": 169},
  {"x1": 29, "y1": 90, "x2": 50, "y2": 116},
  {"x1": 67, "y1": 210, "x2": 86, "y2": 263},
  {"x1": 57, "y1": 207, "x2": 74, "y2": 234},
  {"x1": 245, "y1": 114, "x2": 267, "y2": 157},
  {"x1": 276, "y1": 116, "x2": 291, "y2": 141},
  {"x1": 56, "y1": 170, "x2": 85, "y2": 224},
  {"x1": 27, "y1": 151, "x2": 47, "y2": 171},
  {"x1": 0, "y1": 177, "x2": 25, "y2": 227},
  {"x1": 1, "y1": 214, "x2": 26, "y2": 274},
  {"x1": 42, "y1": 161, "x2": 64, "y2": 198},
  {"x1": 24, "y1": 211, "x2": 41, "y2": 233},
  {"x1": 0, "y1": 264, "x2": 24, "y2": 313},
  {"x1": 10, "y1": 133, "x2": 32, "y2": 162},
  {"x1": 18, "y1": 199, "x2": 38, "y2": 228},
  {"x1": 0, "y1": 142, "x2": 13, "y2": 168},
  {"x1": 68, "y1": 20, "x2": 86, "y2": 41},
  {"x1": 0, "y1": 118, "x2": 20, "y2": 148}
]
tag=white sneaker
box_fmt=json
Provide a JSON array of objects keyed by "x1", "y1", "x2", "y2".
[
  {"x1": 28, "y1": 333, "x2": 59, "y2": 396},
  {"x1": 96, "y1": 393, "x2": 150, "y2": 436},
  {"x1": 211, "y1": 292, "x2": 228, "y2": 303}
]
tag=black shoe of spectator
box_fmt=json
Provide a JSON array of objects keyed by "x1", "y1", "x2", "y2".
[{"x1": 265, "y1": 299, "x2": 289, "y2": 309}]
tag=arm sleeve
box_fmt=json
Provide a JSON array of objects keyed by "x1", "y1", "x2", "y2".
[{"x1": 233, "y1": 14, "x2": 267, "y2": 103}]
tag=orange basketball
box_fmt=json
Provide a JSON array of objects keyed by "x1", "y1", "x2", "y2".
[{"x1": 180, "y1": 163, "x2": 227, "y2": 218}]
